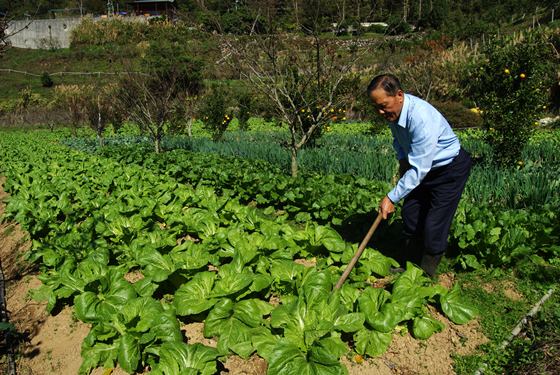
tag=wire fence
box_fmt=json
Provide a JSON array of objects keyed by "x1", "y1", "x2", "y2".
[{"x1": 0, "y1": 68, "x2": 148, "y2": 77}]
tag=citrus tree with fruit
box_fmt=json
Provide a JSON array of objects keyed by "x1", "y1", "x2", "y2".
[{"x1": 465, "y1": 28, "x2": 557, "y2": 165}]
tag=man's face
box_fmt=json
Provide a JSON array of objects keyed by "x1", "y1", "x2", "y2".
[{"x1": 369, "y1": 88, "x2": 404, "y2": 122}]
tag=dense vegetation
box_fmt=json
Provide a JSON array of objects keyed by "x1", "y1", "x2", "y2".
[
  {"x1": 2, "y1": 0, "x2": 559, "y2": 39},
  {"x1": 1, "y1": 4, "x2": 559, "y2": 374}
]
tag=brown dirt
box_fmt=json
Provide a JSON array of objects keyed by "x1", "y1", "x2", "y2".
[
  {"x1": 0, "y1": 177, "x2": 488, "y2": 375},
  {"x1": 344, "y1": 308, "x2": 488, "y2": 375},
  {"x1": 481, "y1": 280, "x2": 524, "y2": 301},
  {"x1": 294, "y1": 258, "x2": 317, "y2": 267},
  {"x1": 182, "y1": 322, "x2": 218, "y2": 347},
  {"x1": 222, "y1": 355, "x2": 268, "y2": 375},
  {"x1": 438, "y1": 272, "x2": 456, "y2": 290},
  {"x1": 0, "y1": 176, "x2": 33, "y2": 281},
  {"x1": 501, "y1": 280, "x2": 523, "y2": 301}
]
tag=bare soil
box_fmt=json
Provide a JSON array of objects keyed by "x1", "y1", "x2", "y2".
[
  {"x1": 1, "y1": 178, "x2": 488, "y2": 375},
  {"x1": 481, "y1": 280, "x2": 524, "y2": 301}
]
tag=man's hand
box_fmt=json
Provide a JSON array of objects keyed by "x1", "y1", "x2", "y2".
[{"x1": 379, "y1": 196, "x2": 395, "y2": 220}]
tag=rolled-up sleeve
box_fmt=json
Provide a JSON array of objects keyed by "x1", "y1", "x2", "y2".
[{"x1": 387, "y1": 117, "x2": 438, "y2": 203}]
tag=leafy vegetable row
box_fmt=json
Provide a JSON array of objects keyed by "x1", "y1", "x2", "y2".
[
  {"x1": 93, "y1": 143, "x2": 390, "y2": 227},
  {"x1": 90, "y1": 142, "x2": 559, "y2": 268},
  {"x1": 0, "y1": 131, "x2": 476, "y2": 374}
]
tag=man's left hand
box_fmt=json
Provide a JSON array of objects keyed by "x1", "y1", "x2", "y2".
[{"x1": 379, "y1": 196, "x2": 395, "y2": 219}]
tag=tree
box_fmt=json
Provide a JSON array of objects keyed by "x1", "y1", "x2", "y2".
[
  {"x1": 117, "y1": 41, "x2": 203, "y2": 153},
  {"x1": 466, "y1": 29, "x2": 557, "y2": 165},
  {"x1": 82, "y1": 83, "x2": 123, "y2": 146},
  {"x1": 199, "y1": 83, "x2": 235, "y2": 141},
  {"x1": 224, "y1": 4, "x2": 361, "y2": 176},
  {"x1": 0, "y1": 13, "x2": 8, "y2": 56}
]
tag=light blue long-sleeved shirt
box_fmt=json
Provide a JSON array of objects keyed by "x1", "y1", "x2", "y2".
[{"x1": 387, "y1": 94, "x2": 461, "y2": 204}]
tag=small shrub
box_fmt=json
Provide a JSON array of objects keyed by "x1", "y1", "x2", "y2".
[
  {"x1": 432, "y1": 101, "x2": 483, "y2": 129},
  {"x1": 41, "y1": 72, "x2": 54, "y2": 88}
]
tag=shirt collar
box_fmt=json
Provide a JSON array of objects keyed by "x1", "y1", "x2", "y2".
[{"x1": 396, "y1": 93, "x2": 409, "y2": 128}]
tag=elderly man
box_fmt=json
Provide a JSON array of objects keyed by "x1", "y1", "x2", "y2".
[{"x1": 368, "y1": 74, "x2": 472, "y2": 276}]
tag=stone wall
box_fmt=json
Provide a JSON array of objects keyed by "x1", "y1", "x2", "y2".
[{"x1": 6, "y1": 18, "x2": 83, "y2": 49}]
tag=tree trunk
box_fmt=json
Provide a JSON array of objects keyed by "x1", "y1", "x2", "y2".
[
  {"x1": 155, "y1": 135, "x2": 161, "y2": 153},
  {"x1": 187, "y1": 118, "x2": 193, "y2": 137},
  {"x1": 97, "y1": 106, "x2": 103, "y2": 147},
  {"x1": 290, "y1": 146, "x2": 298, "y2": 177},
  {"x1": 403, "y1": 0, "x2": 409, "y2": 22},
  {"x1": 293, "y1": 0, "x2": 300, "y2": 28}
]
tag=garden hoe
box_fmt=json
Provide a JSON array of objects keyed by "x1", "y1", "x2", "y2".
[{"x1": 333, "y1": 211, "x2": 384, "y2": 291}]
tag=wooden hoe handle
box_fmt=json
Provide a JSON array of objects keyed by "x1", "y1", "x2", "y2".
[{"x1": 333, "y1": 211, "x2": 384, "y2": 290}]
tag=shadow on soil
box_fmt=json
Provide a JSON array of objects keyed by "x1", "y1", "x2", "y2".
[{"x1": 337, "y1": 211, "x2": 414, "y2": 266}]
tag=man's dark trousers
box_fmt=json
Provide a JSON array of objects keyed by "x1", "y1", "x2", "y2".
[{"x1": 402, "y1": 148, "x2": 472, "y2": 259}]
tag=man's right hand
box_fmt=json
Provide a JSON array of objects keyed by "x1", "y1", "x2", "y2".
[{"x1": 398, "y1": 159, "x2": 410, "y2": 178}]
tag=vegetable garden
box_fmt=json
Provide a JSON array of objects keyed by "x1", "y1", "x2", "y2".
[{"x1": 1, "y1": 125, "x2": 559, "y2": 374}]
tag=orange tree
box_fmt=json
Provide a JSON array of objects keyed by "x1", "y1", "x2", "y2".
[{"x1": 465, "y1": 28, "x2": 558, "y2": 165}]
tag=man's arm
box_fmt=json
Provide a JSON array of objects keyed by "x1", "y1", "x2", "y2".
[{"x1": 398, "y1": 158, "x2": 410, "y2": 178}]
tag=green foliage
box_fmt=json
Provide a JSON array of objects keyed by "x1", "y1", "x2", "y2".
[
  {"x1": 40, "y1": 72, "x2": 54, "y2": 88},
  {"x1": 140, "y1": 41, "x2": 203, "y2": 97},
  {"x1": 451, "y1": 202, "x2": 560, "y2": 268},
  {"x1": 235, "y1": 90, "x2": 254, "y2": 131},
  {"x1": 465, "y1": 29, "x2": 557, "y2": 165}
]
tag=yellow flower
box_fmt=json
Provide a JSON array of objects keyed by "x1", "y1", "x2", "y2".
[
  {"x1": 504, "y1": 68, "x2": 510, "y2": 74},
  {"x1": 354, "y1": 354, "x2": 364, "y2": 364},
  {"x1": 342, "y1": 117, "x2": 347, "y2": 121},
  {"x1": 519, "y1": 73, "x2": 526, "y2": 79},
  {"x1": 517, "y1": 160, "x2": 524, "y2": 166},
  {"x1": 330, "y1": 108, "x2": 334, "y2": 112},
  {"x1": 534, "y1": 121, "x2": 539, "y2": 126}
]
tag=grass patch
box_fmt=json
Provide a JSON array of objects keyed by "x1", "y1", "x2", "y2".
[{"x1": 453, "y1": 268, "x2": 559, "y2": 374}]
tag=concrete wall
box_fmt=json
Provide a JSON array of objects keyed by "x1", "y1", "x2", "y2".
[{"x1": 6, "y1": 18, "x2": 83, "y2": 49}]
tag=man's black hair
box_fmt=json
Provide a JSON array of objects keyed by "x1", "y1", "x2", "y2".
[{"x1": 367, "y1": 74, "x2": 402, "y2": 96}]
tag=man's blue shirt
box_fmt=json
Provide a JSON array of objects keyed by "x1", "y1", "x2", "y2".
[{"x1": 387, "y1": 93, "x2": 461, "y2": 203}]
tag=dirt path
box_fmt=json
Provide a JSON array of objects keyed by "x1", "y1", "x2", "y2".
[
  {"x1": 0, "y1": 176, "x2": 488, "y2": 375},
  {"x1": 1, "y1": 176, "x2": 91, "y2": 374}
]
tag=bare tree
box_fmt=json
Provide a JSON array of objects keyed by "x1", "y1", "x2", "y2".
[
  {"x1": 1, "y1": 13, "x2": 11, "y2": 56},
  {"x1": 82, "y1": 83, "x2": 123, "y2": 146},
  {"x1": 223, "y1": 6, "x2": 362, "y2": 176},
  {"x1": 117, "y1": 42, "x2": 203, "y2": 153}
]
